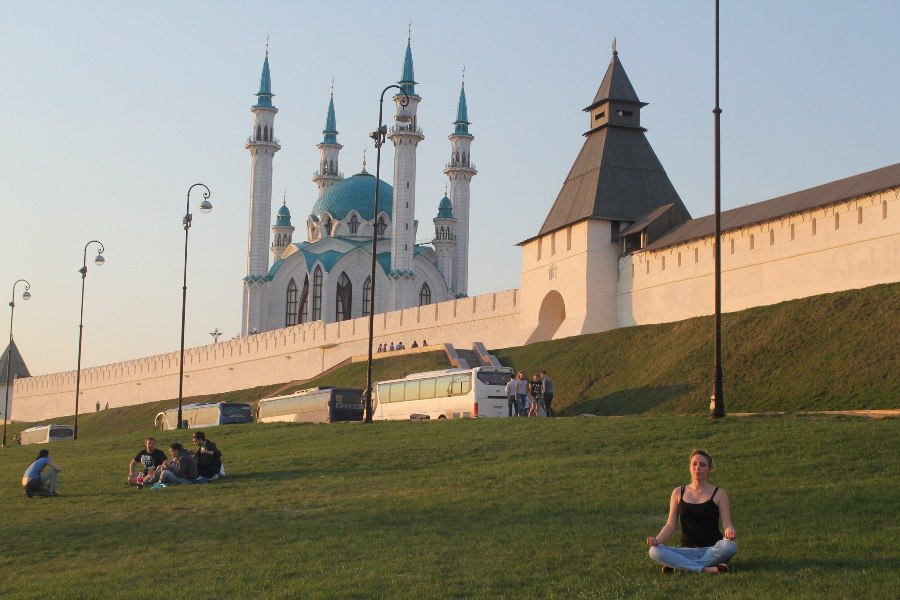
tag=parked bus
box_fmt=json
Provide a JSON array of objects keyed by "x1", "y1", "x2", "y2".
[
  {"x1": 373, "y1": 366, "x2": 514, "y2": 420},
  {"x1": 17, "y1": 424, "x2": 74, "y2": 445},
  {"x1": 256, "y1": 387, "x2": 364, "y2": 424},
  {"x1": 154, "y1": 402, "x2": 253, "y2": 430}
]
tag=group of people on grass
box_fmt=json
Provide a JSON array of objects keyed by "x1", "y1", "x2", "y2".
[
  {"x1": 505, "y1": 370, "x2": 555, "y2": 417},
  {"x1": 126, "y1": 432, "x2": 223, "y2": 487},
  {"x1": 376, "y1": 340, "x2": 426, "y2": 353}
]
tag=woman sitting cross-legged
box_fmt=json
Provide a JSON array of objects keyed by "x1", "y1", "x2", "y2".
[{"x1": 646, "y1": 448, "x2": 737, "y2": 574}]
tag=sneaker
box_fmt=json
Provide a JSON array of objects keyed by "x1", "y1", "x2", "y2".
[
  {"x1": 210, "y1": 474, "x2": 219, "y2": 481},
  {"x1": 661, "y1": 566, "x2": 675, "y2": 574},
  {"x1": 24, "y1": 490, "x2": 33, "y2": 499},
  {"x1": 716, "y1": 564, "x2": 729, "y2": 574}
]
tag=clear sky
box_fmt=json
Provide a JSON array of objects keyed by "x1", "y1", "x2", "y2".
[{"x1": 2, "y1": 0, "x2": 898, "y2": 376}]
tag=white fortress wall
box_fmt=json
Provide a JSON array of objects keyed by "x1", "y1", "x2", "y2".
[
  {"x1": 618, "y1": 188, "x2": 900, "y2": 327},
  {"x1": 12, "y1": 289, "x2": 522, "y2": 422}
]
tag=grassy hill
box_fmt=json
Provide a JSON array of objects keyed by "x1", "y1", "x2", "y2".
[{"x1": 2, "y1": 413, "x2": 897, "y2": 599}]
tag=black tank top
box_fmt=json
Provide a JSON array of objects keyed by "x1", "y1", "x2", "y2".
[{"x1": 678, "y1": 485, "x2": 722, "y2": 548}]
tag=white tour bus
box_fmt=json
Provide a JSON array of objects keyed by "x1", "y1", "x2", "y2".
[
  {"x1": 154, "y1": 402, "x2": 253, "y2": 430},
  {"x1": 257, "y1": 387, "x2": 364, "y2": 424},
  {"x1": 373, "y1": 366, "x2": 514, "y2": 420},
  {"x1": 17, "y1": 424, "x2": 75, "y2": 445}
]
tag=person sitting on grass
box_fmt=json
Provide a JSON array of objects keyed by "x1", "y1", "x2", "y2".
[
  {"x1": 192, "y1": 431, "x2": 223, "y2": 479},
  {"x1": 128, "y1": 436, "x2": 167, "y2": 484},
  {"x1": 22, "y1": 449, "x2": 62, "y2": 498},
  {"x1": 155, "y1": 442, "x2": 198, "y2": 485},
  {"x1": 646, "y1": 448, "x2": 737, "y2": 574}
]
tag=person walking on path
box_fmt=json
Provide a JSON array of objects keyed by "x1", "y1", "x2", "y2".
[
  {"x1": 540, "y1": 370, "x2": 554, "y2": 417},
  {"x1": 646, "y1": 449, "x2": 737, "y2": 573},
  {"x1": 22, "y1": 449, "x2": 62, "y2": 498}
]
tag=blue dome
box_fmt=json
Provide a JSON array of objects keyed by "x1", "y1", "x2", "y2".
[
  {"x1": 310, "y1": 172, "x2": 393, "y2": 221},
  {"x1": 275, "y1": 203, "x2": 292, "y2": 226},
  {"x1": 437, "y1": 195, "x2": 454, "y2": 218}
]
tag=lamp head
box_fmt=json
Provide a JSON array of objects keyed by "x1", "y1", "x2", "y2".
[
  {"x1": 94, "y1": 253, "x2": 106, "y2": 267},
  {"x1": 199, "y1": 199, "x2": 213, "y2": 214},
  {"x1": 22, "y1": 290, "x2": 31, "y2": 301}
]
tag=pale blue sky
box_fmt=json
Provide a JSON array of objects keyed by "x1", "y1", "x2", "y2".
[{"x1": 2, "y1": 0, "x2": 898, "y2": 376}]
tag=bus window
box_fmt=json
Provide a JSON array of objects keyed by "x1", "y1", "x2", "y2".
[
  {"x1": 435, "y1": 375, "x2": 455, "y2": 397},
  {"x1": 418, "y1": 377, "x2": 436, "y2": 400},
  {"x1": 404, "y1": 380, "x2": 420, "y2": 402},
  {"x1": 223, "y1": 404, "x2": 253, "y2": 418},
  {"x1": 449, "y1": 375, "x2": 472, "y2": 396},
  {"x1": 389, "y1": 382, "x2": 405, "y2": 403},
  {"x1": 477, "y1": 370, "x2": 513, "y2": 386}
]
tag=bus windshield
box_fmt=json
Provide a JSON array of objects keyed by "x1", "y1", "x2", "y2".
[
  {"x1": 476, "y1": 370, "x2": 513, "y2": 386},
  {"x1": 222, "y1": 404, "x2": 252, "y2": 417}
]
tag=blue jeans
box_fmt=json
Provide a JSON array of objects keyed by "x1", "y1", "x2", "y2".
[
  {"x1": 508, "y1": 395, "x2": 519, "y2": 416},
  {"x1": 159, "y1": 470, "x2": 195, "y2": 485},
  {"x1": 648, "y1": 539, "x2": 736, "y2": 572},
  {"x1": 516, "y1": 394, "x2": 527, "y2": 415}
]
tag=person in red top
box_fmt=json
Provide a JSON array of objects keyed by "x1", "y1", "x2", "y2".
[{"x1": 646, "y1": 449, "x2": 737, "y2": 573}]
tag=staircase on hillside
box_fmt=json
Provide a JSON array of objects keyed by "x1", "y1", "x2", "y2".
[{"x1": 444, "y1": 342, "x2": 502, "y2": 369}]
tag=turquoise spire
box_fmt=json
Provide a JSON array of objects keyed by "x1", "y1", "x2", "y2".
[
  {"x1": 275, "y1": 200, "x2": 292, "y2": 227},
  {"x1": 322, "y1": 91, "x2": 338, "y2": 144},
  {"x1": 437, "y1": 194, "x2": 454, "y2": 218},
  {"x1": 454, "y1": 78, "x2": 470, "y2": 135},
  {"x1": 398, "y1": 37, "x2": 417, "y2": 97},
  {"x1": 254, "y1": 50, "x2": 274, "y2": 108}
]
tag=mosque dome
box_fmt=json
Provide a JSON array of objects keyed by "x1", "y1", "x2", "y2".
[
  {"x1": 436, "y1": 195, "x2": 454, "y2": 218},
  {"x1": 275, "y1": 203, "x2": 292, "y2": 226},
  {"x1": 310, "y1": 172, "x2": 393, "y2": 222}
]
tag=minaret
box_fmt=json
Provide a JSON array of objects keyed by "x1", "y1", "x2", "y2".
[
  {"x1": 312, "y1": 84, "x2": 343, "y2": 197},
  {"x1": 444, "y1": 72, "x2": 476, "y2": 296},
  {"x1": 242, "y1": 46, "x2": 281, "y2": 336},
  {"x1": 271, "y1": 195, "x2": 294, "y2": 261},
  {"x1": 387, "y1": 33, "x2": 424, "y2": 309},
  {"x1": 432, "y1": 188, "x2": 456, "y2": 288}
]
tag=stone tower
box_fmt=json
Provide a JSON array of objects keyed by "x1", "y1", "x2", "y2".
[
  {"x1": 444, "y1": 76, "x2": 476, "y2": 296},
  {"x1": 312, "y1": 88, "x2": 343, "y2": 197}
]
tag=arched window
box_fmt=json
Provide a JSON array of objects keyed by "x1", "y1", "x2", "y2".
[
  {"x1": 285, "y1": 279, "x2": 298, "y2": 326},
  {"x1": 263, "y1": 125, "x2": 269, "y2": 141},
  {"x1": 362, "y1": 277, "x2": 372, "y2": 316},
  {"x1": 348, "y1": 214, "x2": 360, "y2": 234},
  {"x1": 336, "y1": 272, "x2": 352, "y2": 321},
  {"x1": 256, "y1": 125, "x2": 261, "y2": 140},
  {"x1": 419, "y1": 282, "x2": 432, "y2": 306},
  {"x1": 298, "y1": 275, "x2": 310, "y2": 324},
  {"x1": 311, "y1": 267, "x2": 323, "y2": 321},
  {"x1": 377, "y1": 216, "x2": 387, "y2": 236}
]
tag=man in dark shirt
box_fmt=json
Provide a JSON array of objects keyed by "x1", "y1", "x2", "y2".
[
  {"x1": 192, "y1": 431, "x2": 223, "y2": 479},
  {"x1": 158, "y1": 443, "x2": 198, "y2": 485},
  {"x1": 128, "y1": 437, "x2": 167, "y2": 483}
]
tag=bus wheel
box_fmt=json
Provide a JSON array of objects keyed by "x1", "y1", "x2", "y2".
[{"x1": 437, "y1": 414, "x2": 447, "y2": 420}]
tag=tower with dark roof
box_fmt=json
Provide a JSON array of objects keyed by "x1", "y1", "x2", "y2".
[
  {"x1": 243, "y1": 48, "x2": 281, "y2": 336},
  {"x1": 432, "y1": 191, "x2": 457, "y2": 287},
  {"x1": 444, "y1": 75, "x2": 476, "y2": 297},
  {"x1": 313, "y1": 88, "x2": 343, "y2": 197},
  {"x1": 271, "y1": 198, "x2": 294, "y2": 261}
]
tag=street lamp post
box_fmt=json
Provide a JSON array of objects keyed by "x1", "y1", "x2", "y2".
[
  {"x1": 363, "y1": 84, "x2": 409, "y2": 423},
  {"x1": 178, "y1": 183, "x2": 213, "y2": 429},
  {"x1": 74, "y1": 240, "x2": 106, "y2": 439},
  {"x1": 710, "y1": 0, "x2": 725, "y2": 419},
  {"x1": 3, "y1": 279, "x2": 31, "y2": 447}
]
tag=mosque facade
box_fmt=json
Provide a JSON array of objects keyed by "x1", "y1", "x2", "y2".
[{"x1": 241, "y1": 41, "x2": 474, "y2": 336}]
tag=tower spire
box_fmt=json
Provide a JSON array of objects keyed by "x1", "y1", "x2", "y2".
[
  {"x1": 454, "y1": 70, "x2": 470, "y2": 135},
  {"x1": 398, "y1": 30, "x2": 417, "y2": 97},
  {"x1": 313, "y1": 84, "x2": 343, "y2": 196}
]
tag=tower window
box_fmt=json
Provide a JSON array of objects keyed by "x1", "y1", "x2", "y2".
[
  {"x1": 256, "y1": 125, "x2": 261, "y2": 141},
  {"x1": 335, "y1": 272, "x2": 352, "y2": 321},
  {"x1": 298, "y1": 276, "x2": 310, "y2": 324},
  {"x1": 419, "y1": 283, "x2": 432, "y2": 306},
  {"x1": 834, "y1": 213, "x2": 840, "y2": 230},
  {"x1": 377, "y1": 217, "x2": 387, "y2": 236},
  {"x1": 362, "y1": 277, "x2": 372, "y2": 316},
  {"x1": 285, "y1": 279, "x2": 298, "y2": 327},
  {"x1": 616, "y1": 110, "x2": 633, "y2": 117},
  {"x1": 311, "y1": 267, "x2": 323, "y2": 321},
  {"x1": 348, "y1": 214, "x2": 359, "y2": 234}
]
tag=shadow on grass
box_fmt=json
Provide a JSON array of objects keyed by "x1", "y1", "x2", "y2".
[{"x1": 565, "y1": 385, "x2": 693, "y2": 416}]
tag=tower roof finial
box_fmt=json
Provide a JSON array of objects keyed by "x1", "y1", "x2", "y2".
[
  {"x1": 266, "y1": 34, "x2": 270, "y2": 57},
  {"x1": 283, "y1": 189, "x2": 287, "y2": 205},
  {"x1": 461, "y1": 65, "x2": 466, "y2": 87},
  {"x1": 361, "y1": 147, "x2": 368, "y2": 174},
  {"x1": 612, "y1": 37, "x2": 617, "y2": 56},
  {"x1": 408, "y1": 19, "x2": 412, "y2": 44}
]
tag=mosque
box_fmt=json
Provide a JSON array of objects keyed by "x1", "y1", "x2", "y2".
[
  {"x1": 7, "y1": 41, "x2": 899, "y2": 421},
  {"x1": 241, "y1": 39, "x2": 474, "y2": 336}
]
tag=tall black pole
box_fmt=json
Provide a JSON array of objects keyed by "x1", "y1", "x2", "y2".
[
  {"x1": 3, "y1": 279, "x2": 30, "y2": 447},
  {"x1": 178, "y1": 183, "x2": 212, "y2": 429},
  {"x1": 710, "y1": 0, "x2": 725, "y2": 418},
  {"x1": 364, "y1": 84, "x2": 408, "y2": 423},
  {"x1": 74, "y1": 240, "x2": 105, "y2": 439}
]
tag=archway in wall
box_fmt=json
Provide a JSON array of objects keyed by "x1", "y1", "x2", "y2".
[{"x1": 526, "y1": 290, "x2": 566, "y2": 344}]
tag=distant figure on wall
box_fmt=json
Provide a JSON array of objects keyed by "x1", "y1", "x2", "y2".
[{"x1": 96, "y1": 401, "x2": 101, "y2": 412}]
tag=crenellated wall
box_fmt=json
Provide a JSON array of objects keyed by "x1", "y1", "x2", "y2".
[{"x1": 12, "y1": 289, "x2": 523, "y2": 422}]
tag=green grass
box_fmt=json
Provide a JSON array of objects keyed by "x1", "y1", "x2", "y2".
[{"x1": 2, "y1": 414, "x2": 898, "y2": 599}]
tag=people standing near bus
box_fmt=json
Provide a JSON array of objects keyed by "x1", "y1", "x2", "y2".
[
  {"x1": 157, "y1": 443, "x2": 198, "y2": 485},
  {"x1": 505, "y1": 372, "x2": 519, "y2": 416},
  {"x1": 540, "y1": 370, "x2": 555, "y2": 417},
  {"x1": 22, "y1": 449, "x2": 61, "y2": 498},
  {"x1": 128, "y1": 437, "x2": 167, "y2": 484},
  {"x1": 192, "y1": 431, "x2": 223, "y2": 479},
  {"x1": 515, "y1": 372, "x2": 529, "y2": 416},
  {"x1": 527, "y1": 372, "x2": 543, "y2": 417}
]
